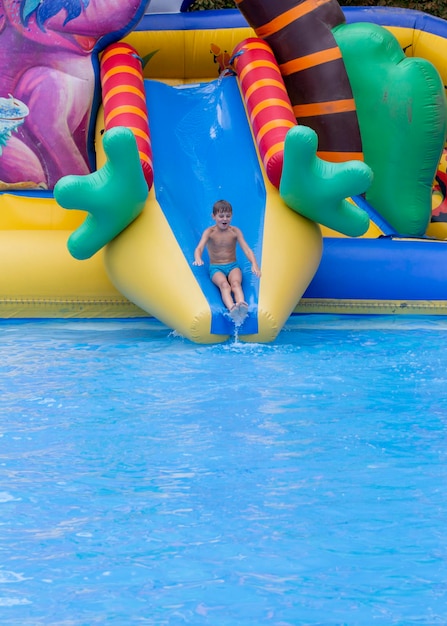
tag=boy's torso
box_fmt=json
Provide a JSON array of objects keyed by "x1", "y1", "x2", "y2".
[{"x1": 207, "y1": 226, "x2": 238, "y2": 264}]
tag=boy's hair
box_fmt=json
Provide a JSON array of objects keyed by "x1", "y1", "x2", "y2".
[{"x1": 213, "y1": 199, "x2": 232, "y2": 215}]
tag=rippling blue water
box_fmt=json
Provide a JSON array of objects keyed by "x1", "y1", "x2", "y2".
[{"x1": 1, "y1": 315, "x2": 447, "y2": 625}]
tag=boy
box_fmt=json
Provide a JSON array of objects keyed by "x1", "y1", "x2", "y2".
[{"x1": 193, "y1": 200, "x2": 261, "y2": 317}]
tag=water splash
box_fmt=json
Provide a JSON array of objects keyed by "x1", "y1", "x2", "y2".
[{"x1": 223, "y1": 306, "x2": 248, "y2": 345}]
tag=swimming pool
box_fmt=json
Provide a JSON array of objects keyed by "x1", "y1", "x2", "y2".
[{"x1": 1, "y1": 315, "x2": 446, "y2": 624}]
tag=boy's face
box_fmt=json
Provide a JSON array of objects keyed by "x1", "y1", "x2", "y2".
[{"x1": 213, "y1": 209, "x2": 232, "y2": 230}]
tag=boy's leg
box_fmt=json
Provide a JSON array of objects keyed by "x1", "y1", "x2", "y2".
[
  {"x1": 228, "y1": 268, "x2": 246, "y2": 305},
  {"x1": 212, "y1": 272, "x2": 235, "y2": 310}
]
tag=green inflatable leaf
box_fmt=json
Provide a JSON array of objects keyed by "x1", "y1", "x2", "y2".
[{"x1": 335, "y1": 22, "x2": 447, "y2": 236}]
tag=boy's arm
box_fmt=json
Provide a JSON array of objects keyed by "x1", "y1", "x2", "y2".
[
  {"x1": 193, "y1": 228, "x2": 210, "y2": 266},
  {"x1": 235, "y1": 228, "x2": 261, "y2": 277}
]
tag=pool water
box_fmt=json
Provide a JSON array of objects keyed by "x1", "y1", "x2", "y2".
[{"x1": 1, "y1": 316, "x2": 447, "y2": 625}]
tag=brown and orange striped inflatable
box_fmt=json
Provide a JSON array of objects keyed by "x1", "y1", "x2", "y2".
[
  {"x1": 236, "y1": 0, "x2": 364, "y2": 163},
  {"x1": 100, "y1": 43, "x2": 153, "y2": 188}
]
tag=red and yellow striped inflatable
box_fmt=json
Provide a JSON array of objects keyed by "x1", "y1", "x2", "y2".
[
  {"x1": 232, "y1": 38, "x2": 297, "y2": 189},
  {"x1": 100, "y1": 43, "x2": 153, "y2": 188},
  {"x1": 236, "y1": 0, "x2": 364, "y2": 164}
]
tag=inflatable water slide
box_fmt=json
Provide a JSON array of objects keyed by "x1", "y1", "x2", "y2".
[{"x1": 0, "y1": 0, "x2": 446, "y2": 343}]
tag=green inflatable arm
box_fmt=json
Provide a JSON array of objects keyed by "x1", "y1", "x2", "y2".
[
  {"x1": 54, "y1": 127, "x2": 149, "y2": 260},
  {"x1": 280, "y1": 125, "x2": 373, "y2": 237}
]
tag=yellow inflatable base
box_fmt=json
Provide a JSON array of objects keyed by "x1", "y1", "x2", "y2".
[
  {"x1": 0, "y1": 228, "x2": 145, "y2": 319},
  {"x1": 295, "y1": 298, "x2": 447, "y2": 315}
]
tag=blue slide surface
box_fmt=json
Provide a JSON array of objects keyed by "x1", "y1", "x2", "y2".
[{"x1": 144, "y1": 75, "x2": 265, "y2": 335}]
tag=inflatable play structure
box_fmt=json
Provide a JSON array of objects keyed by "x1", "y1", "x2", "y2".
[{"x1": 1, "y1": 0, "x2": 447, "y2": 342}]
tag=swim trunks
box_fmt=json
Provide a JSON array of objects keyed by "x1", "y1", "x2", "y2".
[{"x1": 209, "y1": 261, "x2": 240, "y2": 279}]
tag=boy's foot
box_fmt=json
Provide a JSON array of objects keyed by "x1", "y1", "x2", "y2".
[{"x1": 229, "y1": 302, "x2": 248, "y2": 325}]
